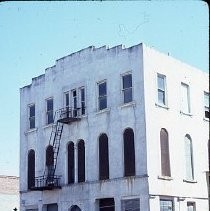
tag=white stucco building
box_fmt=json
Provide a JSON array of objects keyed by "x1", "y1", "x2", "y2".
[{"x1": 20, "y1": 43, "x2": 209, "y2": 211}]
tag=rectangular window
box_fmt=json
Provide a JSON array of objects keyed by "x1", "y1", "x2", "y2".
[
  {"x1": 72, "y1": 90, "x2": 77, "y2": 117},
  {"x1": 181, "y1": 83, "x2": 190, "y2": 113},
  {"x1": 99, "y1": 198, "x2": 115, "y2": 211},
  {"x1": 121, "y1": 198, "x2": 140, "y2": 211},
  {"x1": 65, "y1": 92, "x2": 70, "y2": 108},
  {"x1": 98, "y1": 81, "x2": 107, "y2": 110},
  {"x1": 29, "y1": 104, "x2": 35, "y2": 129},
  {"x1": 187, "y1": 202, "x2": 195, "y2": 211},
  {"x1": 122, "y1": 73, "x2": 133, "y2": 103},
  {"x1": 157, "y1": 74, "x2": 166, "y2": 105},
  {"x1": 80, "y1": 87, "x2": 86, "y2": 115},
  {"x1": 46, "y1": 98, "x2": 53, "y2": 124},
  {"x1": 204, "y1": 92, "x2": 209, "y2": 119},
  {"x1": 160, "y1": 199, "x2": 173, "y2": 211}
]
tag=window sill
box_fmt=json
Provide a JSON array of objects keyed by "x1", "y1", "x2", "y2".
[
  {"x1": 96, "y1": 108, "x2": 110, "y2": 115},
  {"x1": 155, "y1": 103, "x2": 169, "y2": 110},
  {"x1": 120, "y1": 101, "x2": 136, "y2": 109},
  {"x1": 180, "y1": 111, "x2": 193, "y2": 117},
  {"x1": 183, "y1": 179, "x2": 197, "y2": 183},
  {"x1": 158, "y1": 176, "x2": 173, "y2": 181},
  {"x1": 43, "y1": 123, "x2": 55, "y2": 129},
  {"x1": 24, "y1": 128, "x2": 38, "y2": 135},
  {"x1": 203, "y1": 117, "x2": 209, "y2": 122}
]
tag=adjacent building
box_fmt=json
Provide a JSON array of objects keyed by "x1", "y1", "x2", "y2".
[
  {"x1": 0, "y1": 175, "x2": 19, "y2": 211},
  {"x1": 20, "y1": 43, "x2": 209, "y2": 211}
]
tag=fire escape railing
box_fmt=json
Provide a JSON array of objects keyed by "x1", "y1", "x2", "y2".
[{"x1": 31, "y1": 107, "x2": 81, "y2": 191}]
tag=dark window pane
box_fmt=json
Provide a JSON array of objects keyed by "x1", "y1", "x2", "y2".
[
  {"x1": 30, "y1": 105, "x2": 35, "y2": 117},
  {"x1": 81, "y1": 88, "x2": 85, "y2": 101},
  {"x1": 160, "y1": 129, "x2": 171, "y2": 177},
  {"x1": 160, "y1": 200, "x2": 173, "y2": 211},
  {"x1": 65, "y1": 93, "x2": 69, "y2": 107},
  {"x1": 47, "y1": 99, "x2": 53, "y2": 111},
  {"x1": 158, "y1": 90, "x2": 165, "y2": 105},
  {"x1": 99, "y1": 82, "x2": 107, "y2": 96},
  {"x1": 158, "y1": 75, "x2": 165, "y2": 90},
  {"x1": 68, "y1": 142, "x2": 74, "y2": 184},
  {"x1": 81, "y1": 102, "x2": 85, "y2": 115},
  {"x1": 205, "y1": 110, "x2": 210, "y2": 119},
  {"x1": 121, "y1": 199, "x2": 140, "y2": 211},
  {"x1": 123, "y1": 88, "x2": 132, "y2": 103},
  {"x1": 99, "y1": 198, "x2": 115, "y2": 211},
  {"x1": 124, "y1": 128, "x2": 136, "y2": 176},
  {"x1": 73, "y1": 90, "x2": 77, "y2": 97},
  {"x1": 78, "y1": 140, "x2": 85, "y2": 182},
  {"x1": 46, "y1": 145, "x2": 54, "y2": 166},
  {"x1": 99, "y1": 96, "x2": 107, "y2": 110},
  {"x1": 28, "y1": 150, "x2": 35, "y2": 189},
  {"x1": 30, "y1": 117, "x2": 35, "y2": 129},
  {"x1": 99, "y1": 134, "x2": 109, "y2": 180},
  {"x1": 123, "y1": 74, "x2": 132, "y2": 89},
  {"x1": 47, "y1": 111, "x2": 54, "y2": 124},
  {"x1": 47, "y1": 204, "x2": 58, "y2": 211}
]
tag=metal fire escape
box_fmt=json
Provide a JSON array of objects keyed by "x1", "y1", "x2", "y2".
[{"x1": 31, "y1": 107, "x2": 81, "y2": 191}]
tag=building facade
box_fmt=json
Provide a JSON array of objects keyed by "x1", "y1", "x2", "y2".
[
  {"x1": 20, "y1": 43, "x2": 209, "y2": 211},
  {"x1": 0, "y1": 175, "x2": 19, "y2": 211}
]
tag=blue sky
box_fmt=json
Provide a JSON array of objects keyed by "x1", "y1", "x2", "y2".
[{"x1": 0, "y1": 1, "x2": 208, "y2": 176}]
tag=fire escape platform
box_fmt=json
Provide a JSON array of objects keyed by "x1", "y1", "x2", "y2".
[{"x1": 57, "y1": 117, "x2": 81, "y2": 124}]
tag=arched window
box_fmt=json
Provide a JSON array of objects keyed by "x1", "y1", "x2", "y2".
[
  {"x1": 70, "y1": 205, "x2": 81, "y2": 211},
  {"x1": 68, "y1": 142, "x2": 75, "y2": 184},
  {"x1": 28, "y1": 149, "x2": 35, "y2": 189},
  {"x1": 185, "y1": 135, "x2": 194, "y2": 180},
  {"x1": 78, "y1": 140, "x2": 85, "y2": 182},
  {"x1": 124, "y1": 128, "x2": 136, "y2": 176},
  {"x1": 99, "y1": 133, "x2": 109, "y2": 180},
  {"x1": 160, "y1": 128, "x2": 171, "y2": 177},
  {"x1": 46, "y1": 145, "x2": 54, "y2": 177}
]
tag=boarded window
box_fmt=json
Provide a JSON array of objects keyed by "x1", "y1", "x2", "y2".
[
  {"x1": 122, "y1": 73, "x2": 132, "y2": 103},
  {"x1": 78, "y1": 140, "x2": 85, "y2": 182},
  {"x1": 28, "y1": 149, "x2": 35, "y2": 189},
  {"x1": 124, "y1": 128, "x2": 136, "y2": 176},
  {"x1": 46, "y1": 98, "x2": 54, "y2": 124},
  {"x1": 121, "y1": 198, "x2": 140, "y2": 211},
  {"x1": 185, "y1": 135, "x2": 194, "y2": 180},
  {"x1": 99, "y1": 133, "x2": 109, "y2": 180},
  {"x1": 160, "y1": 199, "x2": 173, "y2": 211},
  {"x1": 29, "y1": 104, "x2": 35, "y2": 129},
  {"x1": 68, "y1": 142, "x2": 75, "y2": 184},
  {"x1": 99, "y1": 198, "x2": 115, "y2": 211},
  {"x1": 181, "y1": 83, "x2": 190, "y2": 113},
  {"x1": 98, "y1": 81, "x2": 107, "y2": 110},
  {"x1": 160, "y1": 129, "x2": 171, "y2": 177}
]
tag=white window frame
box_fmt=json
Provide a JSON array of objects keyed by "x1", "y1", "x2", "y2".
[
  {"x1": 159, "y1": 198, "x2": 174, "y2": 211},
  {"x1": 28, "y1": 104, "x2": 35, "y2": 129},
  {"x1": 157, "y1": 73, "x2": 167, "y2": 106},
  {"x1": 97, "y1": 80, "x2": 107, "y2": 111},
  {"x1": 46, "y1": 97, "x2": 54, "y2": 125},
  {"x1": 187, "y1": 202, "x2": 196, "y2": 211},
  {"x1": 121, "y1": 72, "x2": 133, "y2": 104},
  {"x1": 71, "y1": 89, "x2": 78, "y2": 117},
  {"x1": 181, "y1": 82, "x2": 191, "y2": 114}
]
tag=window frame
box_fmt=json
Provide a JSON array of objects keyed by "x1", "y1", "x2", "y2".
[
  {"x1": 79, "y1": 87, "x2": 86, "y2": 115},
  {"x1": 97, "y1": 80, "x2": 107, "y2": 111},
  {"x1": 28, "y1": 104, "x2": 35, "y2": 129},
  {"x1": 181, "y1": 82, "x2": 191, "y2": 114},
  {"x1": 204, "y1": 91, "x2": 209, "y2": 119},
  {"x1": 46, "y1": 98, "x2": 54, "y2": 125},
  {"x1": 121, "y1": 72, "x2": 133, "y2": 104},
  {"x1": 157, "y1": 73, "x2": 167, "y2": 106},
  {"x1": 159, "y1": 198, "x2": 174, "y2": 211},
  {"x1": 187, "y1": 202, "x2": 196, "y2": 211}
]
